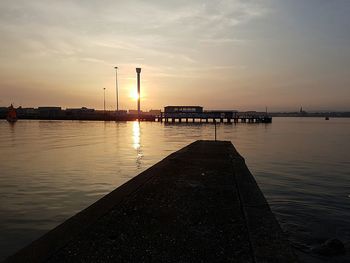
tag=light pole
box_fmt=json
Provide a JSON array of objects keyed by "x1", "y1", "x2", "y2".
[
  {"x1": 214, "y1": 119, "x2": 217, "y2": 141},
  {"x1": 103, "y1": 87, "x2": 106, "y2": 118},
  {"x1": 114, "y1": 66, "x2": 119, "y2": 114}
]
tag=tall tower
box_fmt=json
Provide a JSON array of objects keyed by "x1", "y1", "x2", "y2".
[{"x1": 136, "y1": 68, "x2": 141, "y2": 119}]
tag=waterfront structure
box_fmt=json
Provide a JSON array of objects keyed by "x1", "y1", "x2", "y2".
[
  {"x1": 158, "y1": 105, "x2": 271, "y2": 123},
  {"x1": 37, "y1": 107, "x2": 62, "y2": 119},
  {"x1": 0, "y1": 105, "x2": 272, "y2": 123},
  {"x1": 146, "y1": 109, "x2": 161, "y2": 116},
  {"x1": 0, "y1": 107, "x2": 8, "y2": 118},
  {"x1": 128, "y1": 110, "x2": 143, "y2": 115},
  {"x1": 5, "y1": 141, "x2": 297, "y2": 262},
  {"x1": 164, "y1": 106, "x2": 203, "y2": 113},
  {"x1": 2, "y1": 107, "x2": 349, "y2": 120},
  {"x1": 66, "y1": 107, "x2": 95, "y2": 119},
  {"x1": 66, "y1": 107, "x2": 95, "y2": 113}
]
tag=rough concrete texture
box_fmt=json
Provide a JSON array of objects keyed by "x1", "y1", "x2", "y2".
[{"x1": 5, "y1": 140, "x2": 298, "y2": 263}]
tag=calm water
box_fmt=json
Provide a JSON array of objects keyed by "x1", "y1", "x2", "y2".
[{"x1": 0, "y1": 118, "x2": 349, "y2": 262}]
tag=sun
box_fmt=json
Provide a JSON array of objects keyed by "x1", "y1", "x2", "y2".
[{"x1": 129, "y1": 89, "x2": 139, "y2": 101}]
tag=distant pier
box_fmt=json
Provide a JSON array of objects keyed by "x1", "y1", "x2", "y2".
[
  {"x1": 156, "y1": 106, "x2": 272, "y2": 123},
  {"x1": 156, "y1": 113, "x2": 272, "y2": 123},
  {"x1": 6, "y1": 140, "x2": 296, "y2": 263}
]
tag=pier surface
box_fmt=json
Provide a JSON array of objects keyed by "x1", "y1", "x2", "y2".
[{"x1": 5, "y1": 140, "x2": 297, "y2": 263}]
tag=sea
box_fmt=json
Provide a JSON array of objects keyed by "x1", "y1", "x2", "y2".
[{"x1": 0, "y1": 118, "x2": 349, "y2": 262}]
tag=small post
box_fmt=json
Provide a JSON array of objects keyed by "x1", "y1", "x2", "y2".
[{"x1": 214, "y1": 119, "x2": 217, "y2": 141}]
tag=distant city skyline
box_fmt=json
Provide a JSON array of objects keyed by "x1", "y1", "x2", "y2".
[
  {"x1": 1, "y1": 104, "x2": 349, "y2": 114},
  {"x1": 1, "y1": 0, "x2": 350, "y2": 111}
]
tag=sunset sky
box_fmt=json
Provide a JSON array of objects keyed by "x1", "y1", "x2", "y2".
[{"x1": 0, "y1": 0, "x2": 349, "y2": 111}]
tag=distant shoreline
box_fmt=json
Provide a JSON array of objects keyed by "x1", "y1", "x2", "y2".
[
  {"x1": 269, "y1": 112, "x2": 350, "y2": 118},
  {"x1": 1, "y1": 115, "x2": 350, "y2": 122}
]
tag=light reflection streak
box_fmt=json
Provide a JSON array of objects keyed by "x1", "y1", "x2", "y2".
[
  {"x1": 133, "y1": 121, "x2": 140, "y2": 150},
  {"x1": 132, "y1": 121, "x2": 143, "y2": 168}
]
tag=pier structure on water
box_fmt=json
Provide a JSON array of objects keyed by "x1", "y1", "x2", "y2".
[{"x1": 156, "y1": 106, "x2": 272, "y2": 123}]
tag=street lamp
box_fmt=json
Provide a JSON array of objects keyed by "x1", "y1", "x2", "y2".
[
  {"x1": 114, "y1": 66, "x2": 119, "y2": 114},
  {"x1": 103, "y1": 87, "x2": 106, "y2": 115}
]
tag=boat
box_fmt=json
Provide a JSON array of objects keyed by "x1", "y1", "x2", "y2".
[{"x1": 6, "y1": 104, "x2": 18, "y2": 123}]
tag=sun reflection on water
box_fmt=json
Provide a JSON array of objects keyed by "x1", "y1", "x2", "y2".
[
  {"x1": 132, "y1": 121, "x2": 143, "y2": 168},
  {"x1": 132, "y1": 121, "x2": 140, "y2": 150}
]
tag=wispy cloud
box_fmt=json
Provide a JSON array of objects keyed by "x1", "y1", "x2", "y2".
[{"x1": 0, "y1": 0, "x2": 269, "y2": 62}]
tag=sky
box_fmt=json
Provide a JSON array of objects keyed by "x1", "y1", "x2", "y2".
[{"x1": 0, "y1": 0, "x2": 349, "y2": 111}]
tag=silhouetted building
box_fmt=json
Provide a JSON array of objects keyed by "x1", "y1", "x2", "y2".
[
  {"x1": 129, "y1": 110, "x2": 143, "y2": 115},
  {"x1": 66, "y1": 107, "x2": 94, "y2": 113},
  {"x1": 165, "y1": 106, "x2": 203, "y2": 113},
  {"x1": 17, "y1": 108, "x2": 38, "y2": 118},
  {"x1": 0, "y1": 107, "x2": 8, "y2": 118},
  {"x1": 148, "y1": 110, "x2": 161, "y2": 116},
  {"x1": 65, "y1": 107, "x2": 95, "y2": 119},
  {"x1": 116, "y1": 110, "x2": 127, "y2": 115},
  {"x1": 38, "y1": 107, "x2": 62, "y2": 118},
  {"x1": 160, "y1": 106, "x2": 262, "y2": 122}
]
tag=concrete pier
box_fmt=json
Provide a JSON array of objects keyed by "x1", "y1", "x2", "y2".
[{"x1": 5, "y1": 141, "x2": 297, "y2": 263}]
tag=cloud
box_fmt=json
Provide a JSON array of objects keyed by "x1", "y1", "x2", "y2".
[
  {"x1": 199, "y1": 38, "x2": 246, "y2": 45},
  {"x1": 0, "y1": 0, "x2": 269, "y2": 58},
  {"x1": 0, "y1": 0, "x2": 269, "y2": 68}
]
